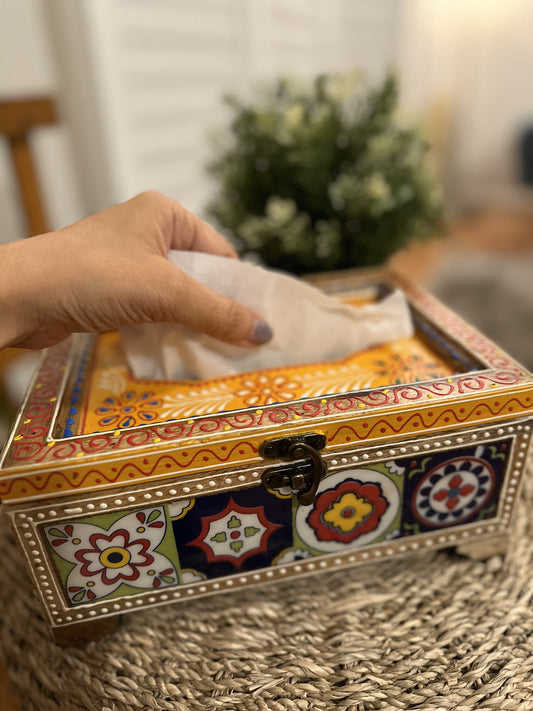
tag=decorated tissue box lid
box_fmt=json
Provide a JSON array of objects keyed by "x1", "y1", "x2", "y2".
[{"x1": 1, "y1": 271, "x2": 532, "y2": 504}]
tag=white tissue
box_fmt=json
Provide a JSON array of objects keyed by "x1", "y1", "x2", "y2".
[{"x1": 121, "y1": 251, "x2": 413, "y2": 381}]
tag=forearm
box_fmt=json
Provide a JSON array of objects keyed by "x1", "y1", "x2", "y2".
[
  {"x1": 0, "y1": 233, "x2": 78, "y2": 350},
  {"x1": 0, "y1": 240, "x2": 30, "y2": 349},
  {"x1": 0, "y1": 235, "x2": 63, "y2": 349}
]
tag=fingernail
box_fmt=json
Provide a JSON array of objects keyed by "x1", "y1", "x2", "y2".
[{"x1": 250, "y1": 319, "x2": 273, "y2": 345}]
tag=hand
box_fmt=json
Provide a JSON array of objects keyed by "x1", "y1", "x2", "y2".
[{"x1": 0, "y1": 191, "x2": 273, "y2": 350}]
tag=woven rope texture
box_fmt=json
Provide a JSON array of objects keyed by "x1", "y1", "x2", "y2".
[{"x1": 1, "y1": 456, "x2": 532, "y2": 711}]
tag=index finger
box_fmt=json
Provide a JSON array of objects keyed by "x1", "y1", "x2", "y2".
[{"x1": 169, "y1": 201, "x2": 238, "y2": 259}]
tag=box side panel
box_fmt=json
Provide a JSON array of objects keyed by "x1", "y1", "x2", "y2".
[{"x1": 8, "y1": 417, "x2": 531, "y2": 629}]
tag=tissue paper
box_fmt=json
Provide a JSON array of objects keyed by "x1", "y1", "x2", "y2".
[{"x1": 121, "y1": 251, "x2": 413, "y2": 381}]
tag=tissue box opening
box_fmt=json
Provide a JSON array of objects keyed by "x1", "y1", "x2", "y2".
[
  {"x1": 56, "y1": 282, "x2": 481, "y2": 439},
  {"x1": 120, "y1": 267, "x2": 417, "y2": 381}
]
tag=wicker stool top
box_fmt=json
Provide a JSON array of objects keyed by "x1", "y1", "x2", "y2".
[{"x1": 1, "y1": 456, "x2": 532, "y2": 711}]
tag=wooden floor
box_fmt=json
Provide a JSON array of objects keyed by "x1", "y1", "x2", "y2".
[
  {"x1": 388, "y1": 208, "x2": 533, "y2": 283},
  {"x1": 1, "y1": 207, "x2": 532, "y2": 711},
  {"x1": 0, "y1": 663, "x2": 20, "y2": 711}
]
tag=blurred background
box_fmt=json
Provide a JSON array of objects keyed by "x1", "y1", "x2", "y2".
[
  {"x1": 1, "y1": 0, "x2": 533, "y2": 438},
  {"x1": 2, "y1": 0, "x2": 533, "y2": 233}
]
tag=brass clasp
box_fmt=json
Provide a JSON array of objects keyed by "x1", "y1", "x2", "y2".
[{"x1": 260, "y1": 433, "x2": 327, "y2": 505}]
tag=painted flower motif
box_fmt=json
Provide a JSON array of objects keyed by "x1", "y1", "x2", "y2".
[
  {"x1": 189, "y1": 498, "x2": 281, "y2": 568},
  {"x1": 75, "y1": 529, "x2": 154, "y2": 586},
  {"x1": 308, "y1": 479, "x2": 388, "y2": 544},
  {"x1": 322, "y1": 492, "x2": 374, "y2": 532},
  {"x1": 234, "y1": 374, "x2": 299, "y2": 406},
  {"x1": 414, "y1": 456, "x2": 495, "y2": 527},
  {"x1": 296, "y1": 469, "x2": 400, "y2": 553},
  {"x1": 297, "y1": 363, "x2": 376, "y2": 399},
  {"x1": 433, "y1": 474, "x2": 475, "y2": 511},
  {"x1": 45, "y1": 507, "x2": 177, "y2": 605},
  {"x1": 374, "y1": 352, "x2": 443, "y2": 384},
  {"x1": 95, "y1": 390, "x2": 162, "y2": 429}
]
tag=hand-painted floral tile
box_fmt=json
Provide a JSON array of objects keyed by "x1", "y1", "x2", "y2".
[
  {"x1": 42, "y1": 440, "x2": 510, "y2": 603},
  {"x1": 171, "y1": 487, "x2": 293, "y2": 580},
  {"x1": 44, "y1": 506, "x2": 180, "y2": 605},
  {"x1": 71, "y1": 328, "x2": 455, "y2": 435},
  {"x1": 401, "y1": 440, "x2": 509, "y2": 534},
  {"x1": 294, "y1": 464, "x2": 404, "y2": 554}
]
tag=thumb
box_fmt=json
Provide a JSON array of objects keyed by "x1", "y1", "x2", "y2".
[{"x1": 147, "y1": 260, "x2": 273, "y2": 347}]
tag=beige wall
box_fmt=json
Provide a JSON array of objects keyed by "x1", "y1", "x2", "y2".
[
  {"x1": 0, "y1": 0, "x2": 85, "y2": 243},
  {"x1": 398, "y1": 0, "x2": 533, "y2": 208}
]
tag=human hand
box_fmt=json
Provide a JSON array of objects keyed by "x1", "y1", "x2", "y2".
[{"x1": 0, "y1": 192, "x2": 273, "y2": 350}]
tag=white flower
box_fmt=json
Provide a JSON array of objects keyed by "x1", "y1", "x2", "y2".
[
  {"x1": 365, "y1": 174, "x2": 390, "y2": 203},
  {"x1": 266, "y1": 196, "x2": 297, "y2": 223},
  {"x1": 284, "y1": 103, "x2": 305, "y2": 131},
  {"x1": 324, "y1": 71, "x2": 361, "y2": 103}
]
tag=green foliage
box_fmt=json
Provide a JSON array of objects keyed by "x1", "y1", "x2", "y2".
[{"x1": 207, "y1": 72, "x2": 443, "y2": 274}]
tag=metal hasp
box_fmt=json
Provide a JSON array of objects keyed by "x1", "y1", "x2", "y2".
[{"x1": 260, "y1": 433, "x2": 327, "y2": 505}]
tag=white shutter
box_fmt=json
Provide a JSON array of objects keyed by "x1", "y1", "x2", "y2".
[{"x1": 48, "y1": 0, "x2": 401, "y2": 217}]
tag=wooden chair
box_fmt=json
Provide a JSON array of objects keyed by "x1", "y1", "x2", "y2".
[
  {"x1": 0, "y1": 97, "x2": 57, "y2": 237},
  {"x1": 0, "y1": 98, "x2": 57, "y2": 419}
]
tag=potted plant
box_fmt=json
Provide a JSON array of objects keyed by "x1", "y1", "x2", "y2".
[{"x1": 208, "y1": 72, "x2": 442, "y2": 274}]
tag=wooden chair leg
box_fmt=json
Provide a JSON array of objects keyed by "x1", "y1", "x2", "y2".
[
  {"x1": 8, "y1": 133, "x2": 49, "y2": 236},
  {"x1": 0, "y1": 97, "x2": 57, "y2": 237}
]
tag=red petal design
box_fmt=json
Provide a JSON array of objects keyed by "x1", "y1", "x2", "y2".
[
  {"x1": 161, "y1": 569, "x2": 173, "y2": 575},
  {"x1": 65, "y1": 524, "x2": 73, "y2": 537},
  {"x1": 446, "y1": 497, "x2": 459, "y2": 511},
  {"x1": 433, "y1": 490, "x2": 448, "y2": 502},
  {"x1": 148, "y1": 521, "x2": 164, "y2": 528},
  {"x1": 52, "y1": 539, "x2": 66, "y2": 546},
  {"x1": 153, "y1": 578, "x2": 161, "y2": 587},
  {"x1": 459, "y1": 485, "x2": 475, "y2": 497},
  {"x1": 449, "y1": 475, "x2": 463, "y2": 489},
  {"x1": 136, "y1": 512, "x2": 145, "y2": 523},
  {"x1": 87, "y1": 590, "x2": 96, "y2": 600}
]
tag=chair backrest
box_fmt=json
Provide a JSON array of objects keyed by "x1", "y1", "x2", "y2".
[{"x1": 0, "y1": 97, "x2": 57, "y2": 237}]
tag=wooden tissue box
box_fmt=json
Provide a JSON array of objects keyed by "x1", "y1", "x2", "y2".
[{"x1": 1, "y1": 269, "x2": 532, "y2": 645}]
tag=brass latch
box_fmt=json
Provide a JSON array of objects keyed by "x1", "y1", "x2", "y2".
[{"x1": 260, "y1": 433, "x2": 327, "y2": 505}]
